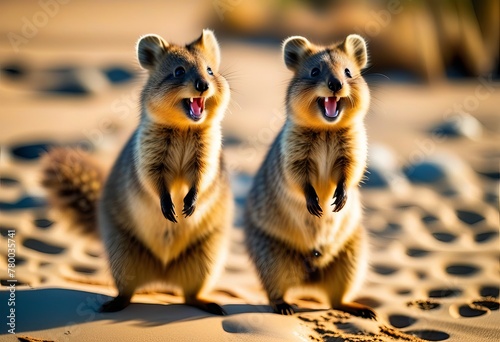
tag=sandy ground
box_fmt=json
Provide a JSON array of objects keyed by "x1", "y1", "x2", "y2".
[{"x1": 0, "y1": 1, "x2": 499, "y2": 341}]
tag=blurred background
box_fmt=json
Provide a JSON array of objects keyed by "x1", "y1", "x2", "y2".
[{"x1": 0, "y1": 0, "x2": 498, "y2": 203}]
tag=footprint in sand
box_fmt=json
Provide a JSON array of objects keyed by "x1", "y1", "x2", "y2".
[
  {"x1": 474, "y1": 231, "x2": 498, "y2": 243},
  {"x1": 479, "y1": 285, "x2": 499, "y2": 298},
  {"x1": 431, "y1": 232, "x2": 457, "y2": 243},
  {"x1": 445, "y1": 264, "x2": 480, "y2": 277},
  {"x1": 407, "y1": 299, "x2": 441, "y2": 311},
  {"x1": 406, "y1": 329, "x2": 450, "y2": 341},
  {"x1": 428, "y1": 288, "x2": 462, "y2": 298},
  {"x1": 455, "y1": 209, "x2": 485, "y2": 225},
  {"x1": 34, "y1": 218, "x2": 54, "y2": 230},
  {"x1": 406, "y1": 248, "x2": 431, "y2": 258},
  {"x1": 23, "y1": 238, "x2": 66, "y2": 255},
  {"x1": 388, "y1": 314, "x2": 418, "y2": 328}
]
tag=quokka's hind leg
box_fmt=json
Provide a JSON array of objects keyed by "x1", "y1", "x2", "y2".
[
  {"x1": 99, "y1": 225, "x2": 158, "y2": 313},
  {"x1": 245, "y1": 223, "x2": 302, "y2": 315},
  {"x1": 322, "y1": 226, "x2": 376, "y2": 320},
  {"x1": 168, "y1": 228, "x2": 228, "y2": 315},
  {"x1": 263, "y1": 265, "x2": 298, "y2": 316}
]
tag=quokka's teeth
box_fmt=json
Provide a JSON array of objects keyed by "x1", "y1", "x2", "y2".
[
  {"x1": 325, "y1": 97, "x2": 329, "y2": 103},
  {"x1": 190, "y1": 97, "x2": 193, "y2": 103}
]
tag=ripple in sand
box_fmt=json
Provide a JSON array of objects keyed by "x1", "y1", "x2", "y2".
[
  {"x1": 445, "y1": 264, "x2": 480, "y2": 276},
  {"x1": 432, "y1": 232, "x2": 456, "y2": 243},
  {"x1": 23, "y1": 238, "x2": 65, "y2": 255},
  {"x1": 474, "y1": 231, "x2": 498, "y2": 243},
  {"x1": 428, "y1": 288, "x2": 462, "y2": 298},
  {"x1": 388, "y1": 314, "x2": 417, "y2": 328},
  {"x1": 480, "y1": 286, "x2": 499, "y2": 298},
  {"x1": 456, "y1": 210, "x2": 485, "y2": 225},
  {"x1": 406, "y1": 329, "x2": 450, "y2": 341}
]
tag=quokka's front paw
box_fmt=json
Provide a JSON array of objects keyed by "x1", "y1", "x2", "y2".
[
  {"x1": 182, "y1": 187, "x2": 197, "y2": 218},
  {"x1": 161, "y1": 192, "x2": 177, "y2": 223},
  {"x1": 305, "y1": 183, "x2": 323, "y2": 217},
  {"x1": 331, "y1": 182, "x2": 347, "y2": 212}
]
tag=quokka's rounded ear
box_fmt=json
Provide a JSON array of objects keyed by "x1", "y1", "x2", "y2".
[
  {"x1": 190, "y1": 29, "x2": 221, "y2": 71},
  {"x1": 137, "y1": 34, "x2": 169, "y2": 71},
  {"x1": 283, "y1": 36, "x2": 312, "y2": 72},
  {"x1": 342, "y1": 34, "x2": 368, "y2": 69}
]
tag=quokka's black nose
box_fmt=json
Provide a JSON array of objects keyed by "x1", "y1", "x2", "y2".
[
  {"x1": 328, "y1": 78, "x2": 343, "y2": 92},
  {"x1": 195, "y1": 79, "x2": 209, "y2": 92}
]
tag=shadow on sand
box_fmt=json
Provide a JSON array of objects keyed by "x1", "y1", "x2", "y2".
[{"x1": 0, "y1": 288, "x2": 282, "y2": 333}]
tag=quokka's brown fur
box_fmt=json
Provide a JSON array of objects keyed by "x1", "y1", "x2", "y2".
[
  {"x1": 244, "y1": 34, "x2": 375, "y2": 319},
  {"x1": 41, "y1": 29, "x2": 232, "y2": 315}
]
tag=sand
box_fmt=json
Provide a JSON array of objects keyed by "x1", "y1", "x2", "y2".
[{"x1": 0, "y1": 1, "x2": 499, "y2": 341}]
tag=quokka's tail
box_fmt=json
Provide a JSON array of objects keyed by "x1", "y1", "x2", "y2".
[{"x1": 41, "y1": 148, "x2": 104, "y2": 234}]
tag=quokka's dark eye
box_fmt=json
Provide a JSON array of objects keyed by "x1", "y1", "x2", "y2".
[
  {"x1": 174, "y1": 67, "x2": 185, "y2": 78},
  {"x1": 207, "y1": 67, "x2": 213, "y2": 76},
  {"x1": 345, "y1": 68, "x2": 352, "y2": 78},
  {"x1": 311, "y1": 68, "x2": 320, "y2": 77}
]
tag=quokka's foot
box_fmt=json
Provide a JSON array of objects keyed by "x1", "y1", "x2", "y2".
[
  {"x1": 335, "y1": 302, "x2": 377, "y2": 320},
  {"x1": 187, "y1": 298, "x2": 227, "y2": 315},
  {"x1": 99, "y1": 295, "x2": 131, "y2": 313},
  {"x1": 273, "y1": 301, "x2": 295, "y2": 315}
]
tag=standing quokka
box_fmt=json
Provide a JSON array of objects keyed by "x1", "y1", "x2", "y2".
[
  {"x1": 42, "y1": 30, "x2": 233, "y2": 315},
  {"x1": 244, "y1": 34, "x2": 375, "y2": 318}
]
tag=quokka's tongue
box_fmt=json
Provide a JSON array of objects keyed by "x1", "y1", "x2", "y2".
[
  {"x1": 190, "y1": 97, "x2": 204, "y2": 117},
  {"x1": 324, "y1": 97, "x2": 338, "y2": 118}
]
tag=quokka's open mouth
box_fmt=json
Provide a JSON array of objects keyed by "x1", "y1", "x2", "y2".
[
  {"x1": 183, "y1": 97, "x2": 206, "y2": 121},
  {"x1": 317, "y1": 97, "x2": 343, "y2": 121}
]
